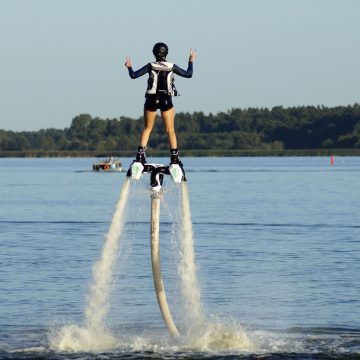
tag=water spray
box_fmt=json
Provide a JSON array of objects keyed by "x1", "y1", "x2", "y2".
[{"x1": 53, "y1": 160, "x2": 252, "y2": 352}]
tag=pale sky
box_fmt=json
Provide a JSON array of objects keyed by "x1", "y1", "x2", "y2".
[{"x1": 1, "y1": 0, "x2": 359, "y2": 131}]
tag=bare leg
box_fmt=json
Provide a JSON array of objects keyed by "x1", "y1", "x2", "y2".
[
  {"x1": 140, "y1": 109, "x2": 157, "y2": 147},
  {"x1": 162, "y1": 107, "x2": 183, "y2": 165},
  {"x1": 161, "y1": 107, "x2": 177, "y2": 149}
]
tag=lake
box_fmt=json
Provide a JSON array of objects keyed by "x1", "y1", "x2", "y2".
[{"x1": 0, "y1": 156, "x2": 359, "y2": 359}]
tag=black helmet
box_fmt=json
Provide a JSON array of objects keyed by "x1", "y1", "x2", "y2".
[{"x1": 152, "y1": 42, "x2": 168, "y2": 61}]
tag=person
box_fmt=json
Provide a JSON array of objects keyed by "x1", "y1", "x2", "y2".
[{"x1": 125, "y1": 42, "x2": 196, "y2": 166}]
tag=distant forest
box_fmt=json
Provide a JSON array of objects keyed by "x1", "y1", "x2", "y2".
[{"x1": 1, "y1": 104, "x2": 360, "y2": 156}]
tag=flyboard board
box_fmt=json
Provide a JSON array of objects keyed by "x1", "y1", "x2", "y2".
[
  {"x1": 126, "y1": 161, "x2": 186, "y2": 336},
  {"x1": 127, "y1": 162, "x2": 186, "y2": 191}
]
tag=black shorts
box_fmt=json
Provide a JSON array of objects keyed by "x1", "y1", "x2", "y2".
[{"x1": 144, "y1": 94, "x2": 173, "y2": 112}]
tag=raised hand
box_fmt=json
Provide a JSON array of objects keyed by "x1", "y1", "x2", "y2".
[
  {"x1": 189, "y1": 49, "x2": 196, "y2": 62},
  {"x1": 124, "y1": 56, "x2": 132, "y2": 68}
]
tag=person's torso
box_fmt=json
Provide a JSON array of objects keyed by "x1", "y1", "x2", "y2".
[{"x1": 147, "y1": 62, "x2": 176, "y2": 96}]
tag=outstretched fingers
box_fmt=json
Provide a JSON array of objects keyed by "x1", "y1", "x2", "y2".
[
  {"x1": 124, "y1": 56, "x2": 132, "y2": 67},
  {"x1": 189, "y1": 49, "x2": 196, "y2": 62}
]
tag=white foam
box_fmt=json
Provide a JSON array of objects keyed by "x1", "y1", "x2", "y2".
[
  {"x1": 50, "y1": 324, "x2": 117, "y2": 352},
  {"x1": 186, "y1": 321, "x2": 254, "y2": 352}
]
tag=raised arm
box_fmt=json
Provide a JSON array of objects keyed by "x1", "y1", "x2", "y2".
[
  {"x1": 124, "y1": 57, "x2": 149, "y2": 79},
  {"x1": 173, "y1": 49, "x2": 196, "y2": 78}
]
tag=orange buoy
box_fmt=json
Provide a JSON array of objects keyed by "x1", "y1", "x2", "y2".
[{"x1": 330, "y1": 155, "x2": 334, "y2": 165}]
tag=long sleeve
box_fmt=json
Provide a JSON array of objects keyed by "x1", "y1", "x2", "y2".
[
  {"x1": 127, "y1": 63, "x2": 150, "y2": 79},
  {"x1": 173, "y1": 62, "x2": 193, "y2": 78}
]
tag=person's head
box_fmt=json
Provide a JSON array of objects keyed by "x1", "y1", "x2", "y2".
[{"x1": 153, "y1": 42, "x2": 168, "y2": 61}]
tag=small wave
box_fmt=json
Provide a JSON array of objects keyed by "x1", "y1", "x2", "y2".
[
  {"x1": 192, "y1": 221, "x2": 360, "y2": 230},
  {"x1": 10, "y1": 346, "x2": 48, "y2": 353},
  {"x1": 0, "y1": 220, "x2": 107, "y2": 225},
  {"x1": 3, "y1": 220, "x2": 357, "y2": 231},
  {"x1": 186, "y1": 168, "x2": 360, "y2": 173}
]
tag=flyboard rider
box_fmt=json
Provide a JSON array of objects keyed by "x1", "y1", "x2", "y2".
[{"x1": 125, "y1": 43, "x2": 196, "y2": 167}]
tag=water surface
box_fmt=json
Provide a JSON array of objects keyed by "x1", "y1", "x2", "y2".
[{"x1": 0, "y1": 157, "x2": 359, "y2": 359}]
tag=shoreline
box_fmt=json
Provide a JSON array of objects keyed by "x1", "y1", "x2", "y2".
[{"x1": 1, "y1": 149, "x2": 360, "y2": 158}]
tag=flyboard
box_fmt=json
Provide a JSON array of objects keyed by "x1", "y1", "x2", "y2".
[{"x1": 126, "y1": 161, "x2": 186, "y2": 336}]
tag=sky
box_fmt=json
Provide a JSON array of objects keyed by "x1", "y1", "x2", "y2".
[{"x1": 1, "y1": 0, "x2": 360, "y2": 131}]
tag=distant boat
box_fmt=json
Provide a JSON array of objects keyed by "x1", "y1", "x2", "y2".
[{"x1": 93, "y1": 157, "x2": 122, "y2": 172}]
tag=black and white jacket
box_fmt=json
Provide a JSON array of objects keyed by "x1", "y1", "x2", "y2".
[{"x1": 127, "y1": 61, "x2": 193, "y2": 96}]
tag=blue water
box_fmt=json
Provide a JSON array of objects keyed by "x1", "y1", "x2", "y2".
[{"x1": 0, "y1": 157, "x2": 359, "y2": 359}]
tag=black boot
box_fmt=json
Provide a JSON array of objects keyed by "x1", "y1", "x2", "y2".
[
  {"x1": 136, "y1": 145, "x2": 147, "y2": 164},
  {"x1": 170, "y1": 148, "x2": 183, "y2": 166},
  {"x1": 170, "y1": 148, "x2": 186, "y2": 181}
]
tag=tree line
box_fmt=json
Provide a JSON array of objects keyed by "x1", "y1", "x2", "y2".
[{"x1": 1, "y1": 104, "x2": 360, "y2": 154}]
